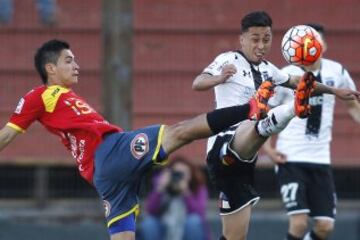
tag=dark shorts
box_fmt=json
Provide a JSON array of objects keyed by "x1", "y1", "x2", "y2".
[
  {"x1": 207, "y1": 128, "x2": 260, "y2": 215},
  {"x1": 276, "y1": 162, "x2": 336, "y2": 219},
  {"x1": 93, "y1": 124, "x2": 166, "y2": 228}
]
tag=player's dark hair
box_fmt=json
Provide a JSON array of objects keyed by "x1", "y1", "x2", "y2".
[
  {"x1": 34, "y1": 39, "x2": 70, "y2": 84},
  {"x1": 305, "y1": 23, "x2": 325, "y2": 35},
  {"x1": 241, "y1": 11, "x2": 272, "y2": 33}
]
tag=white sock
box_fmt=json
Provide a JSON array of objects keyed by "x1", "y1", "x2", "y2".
[{"x1": 256, "y1": 101, "x2": 295, "y2": 137}]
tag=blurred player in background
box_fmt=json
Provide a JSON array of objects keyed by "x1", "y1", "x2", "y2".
[
  {"x1": 192, "y1": 12, "x2": 360, "y2": 240},
  {"x1": 263, "y1": 24, "x2": 360, "y2": 240},
  {"x1": 0, "y1": 39, "x2": 287, "y2": 240}
]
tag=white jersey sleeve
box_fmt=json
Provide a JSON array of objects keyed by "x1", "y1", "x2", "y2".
[
  {"x1": 338, "y1": 68, "x2": 356, "y2": 90},
  {"x1": 202, "y1": 52, "x2": 236, "y2": 76},
  {"x1": 268, "y1": 64, "x2": 299, "y2": 107},
  {"x1": 268, "y1": 86, "x2": 294, "y2": 107}
]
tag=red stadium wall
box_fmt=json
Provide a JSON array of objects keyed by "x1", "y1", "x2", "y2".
[{"x1": 0, "y1": 0, "x2": 359, "y2": 166}]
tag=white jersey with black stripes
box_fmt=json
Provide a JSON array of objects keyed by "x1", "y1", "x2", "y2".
[
  {"x1": 269, "y1": 58, "x2": 356, "y2": 164},
  {"x1": 202, "y1": 51, "x2": 289, "y2": 153}
]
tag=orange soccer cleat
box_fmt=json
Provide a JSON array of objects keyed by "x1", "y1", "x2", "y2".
[
  {"x1": 295, "y1": 72, "x2": 316, "y2": 118},
  {"x1": 249, "y1": 80, "x2": 275, "y2": 120}
]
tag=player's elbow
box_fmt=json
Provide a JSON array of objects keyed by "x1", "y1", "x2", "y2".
[
  {"x1": 192, "y1": 80, "x2": 202, "y2": 91},
  {"x1": 0, "y1": 127, "x2": 18, "y2": 150},
  {"x1": 192, "y1": 75, "x2": 208, "y2": 91}
]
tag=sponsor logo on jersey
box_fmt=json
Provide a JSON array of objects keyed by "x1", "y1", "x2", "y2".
[
  {"x1": 242, "y1": 70, "x2": 251, "y2": 77},
  {"x1": 67, "y1": 133, "x2": 86, "y2": 171},
  {"x1": 130, "y1": 133, "x2": 149, "y2": 159},
  {"x1": 309, "y1": 96, "x2": 323, "y2": 106},
  {"x1": 51, "y1": 87, "x2": 61, "y2": 97},
  {"x1": 103, "y1": 200, "x2": 111, "y2": 218},
  {"x1": 15, "y1": 98, "x2": 25, "y2": 114}
]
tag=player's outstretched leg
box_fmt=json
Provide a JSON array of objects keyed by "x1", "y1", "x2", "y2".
[{"x1": 229, "y1": 72, "x2": 316, "y2": 160}]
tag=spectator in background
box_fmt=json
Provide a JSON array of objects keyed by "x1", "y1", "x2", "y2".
[
  {"x1": 0, "y1": 0, "x2": 57, "y2": 25},
  {"x1": 263, "y1": 23, "x2": 360, "y2": 240},
  {"x1": 138, "y1": 156, "x2": 211, "y2": 240}
]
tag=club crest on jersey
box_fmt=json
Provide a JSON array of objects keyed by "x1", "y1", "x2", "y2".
[
  {"x1": 103, "y1": 200, "x2": 111, "y2": 218},
  {"x1": 15, "y1": 98, "x2": 25, "y2": 114},
  {"x1": 130, "y1": 133, "x2": 149, "y2": 159},
  {"x1": 325, "y1": 79, "x2": 335, "y2": 86},
  {"x1": 262, "y1": 71, "x2": 270, "y2": 80}
]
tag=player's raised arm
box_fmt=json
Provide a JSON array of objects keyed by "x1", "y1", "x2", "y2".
[
  {"x1": 192, "y1": 64, "x2": 237, "y2": 91},
  {"x1": 346, "y1": 99, "x2": 360, "y2": 123},
  {"x1": 0, "y1": 125, "x2": 20, "y2": 151},
  {"x1": 282, "y1": 72, "x2": 360, "y2": 101}
]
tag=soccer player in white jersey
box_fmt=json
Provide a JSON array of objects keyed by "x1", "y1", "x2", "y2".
[
  {"x1": 192, "y1": 12, "x2": 360, "y2": 240},
  {"x1": 263, "y1": 24, "x2": 360, "y2": 240}
]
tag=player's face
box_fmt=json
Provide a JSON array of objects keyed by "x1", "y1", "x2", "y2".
[
  {"x1": 240, "y1": 26, "x2": 272, "y2": 64},
  {"x1": 54, "y1": 49, "x2": 80, "y2": 87}
]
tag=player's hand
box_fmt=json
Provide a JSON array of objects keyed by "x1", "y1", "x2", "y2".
[
  {"x1": 267, "y1": 149, "x2": 287, "y2": 164},
  {"x1": 219, "y1": 64, "x2": 237, "y2": 83},
  {"x1": 334, "y1": 88, "x2": 360, "y2": 101}
]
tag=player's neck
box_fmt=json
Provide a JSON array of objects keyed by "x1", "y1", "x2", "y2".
[{"x1": 47, "y1": 78, "x2": 72, "y2": 89}]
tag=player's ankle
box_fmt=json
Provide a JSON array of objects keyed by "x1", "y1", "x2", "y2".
[
  {"x1": 255, "y1": 103, "x2": 294, "y2": 137},
  {"x1": 255, "y1": 115, "x2": 275, "y2": 138}
]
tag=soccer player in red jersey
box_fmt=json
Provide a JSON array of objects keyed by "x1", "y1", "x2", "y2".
[
  {"x1": 0, "y1": 39, "x2": 263, "y2": 240},
  {"x1": 0, "y1": 40, "x2": 358, "y2": 240}
]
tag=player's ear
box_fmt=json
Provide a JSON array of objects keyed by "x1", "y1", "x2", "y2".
[
  {"x1": 239, "y1": 34, "x2": 244, "y2": 45},
  {"x1": 316, "y1": 32, "x2": 327, "y2": 54},
  {"x1": 321, "y1": 37, "x2": 328, "y2": 53},
  {"x1": 45, "y1": 63, "x2": 56, "y2": 75}
]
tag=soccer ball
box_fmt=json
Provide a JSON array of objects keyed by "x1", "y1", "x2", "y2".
[{"x1": 281, "y1": 25, "x2": 323, "y2": 66}]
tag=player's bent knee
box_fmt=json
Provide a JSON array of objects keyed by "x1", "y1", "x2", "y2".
[
  {"x1": 315, "y1": 219, "x2": 334, "y2": 234},
  {"x1": 290, "y1": 216, "x2": 308, "y2": 234},
  {"x1": 162, "y1": 124, "x2": 195, "y2": 154},
  {"x1": 292, "y1": 221, "x2": 308, "y2": 233}
]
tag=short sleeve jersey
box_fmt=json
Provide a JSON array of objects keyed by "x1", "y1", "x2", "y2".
[
  {"x1": 202, "y1": 51, "x2": 289, "y2": 152},
  {"x1": 269, "y1": 58, "x2": 356, "y2": 164},
  {"x1": 203, "y1": 51, "x2": 289, "y2": 109},
  {"x1": 7, "y1": 85, "x2": 122, "y2": 183}
]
